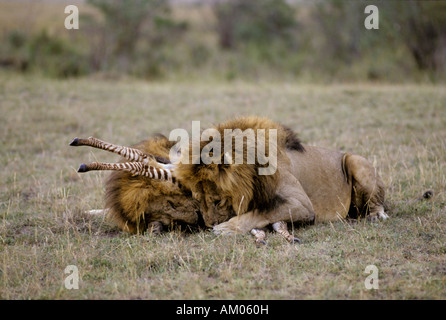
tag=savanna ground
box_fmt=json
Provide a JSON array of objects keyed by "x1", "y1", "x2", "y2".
[{"x1": 0, "y1": 73, "x2": 445, "y2": 300}]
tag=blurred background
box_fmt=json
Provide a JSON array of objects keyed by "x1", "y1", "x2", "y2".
[{"x1": 0, "y1": 0, "x2": 445, "y2": 82}]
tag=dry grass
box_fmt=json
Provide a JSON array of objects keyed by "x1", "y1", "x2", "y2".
[{"x1": 0, "y1": 73, "x2": 445, "y2": 299}]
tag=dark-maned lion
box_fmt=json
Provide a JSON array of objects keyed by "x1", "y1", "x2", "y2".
[{"x1": 172, "y1": 116, "x2": 386, "y2": 238}]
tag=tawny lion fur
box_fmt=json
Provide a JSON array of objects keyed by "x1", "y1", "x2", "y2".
[
  {"x1": 100, "y1": 116, "x2": 385, "y2": 237},
  {"x1": 104, "y1": 134, "x2": 200, "y2": 233},
  {"x1": 173, "y1": 116, "x2": 386, "y2": 235}
]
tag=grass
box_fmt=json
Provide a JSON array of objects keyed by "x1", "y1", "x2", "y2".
[{"x1": 0, "y1": 72, "x2": 445, "y2": 299}]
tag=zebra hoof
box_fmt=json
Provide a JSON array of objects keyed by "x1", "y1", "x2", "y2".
[
  {"x1": 77, "y1": 163, "x2": 88, "y2": 172},
  {"x1": 70, "y1": 137, "x2": 79, "y2": 146},
  {"x1": 292, "y1": 237, "x2": 301, "y2": 244},
  {"x1": 255, "y1": 239, "x2": 267, "y2": 247}
]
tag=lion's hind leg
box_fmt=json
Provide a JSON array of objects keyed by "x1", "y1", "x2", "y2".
[
  {"x1": 345, "y1": 153, "x2": 387, "y2": 221},
  {"x1": 213, "y1": 173, "x2": 315, "y2": 245}
]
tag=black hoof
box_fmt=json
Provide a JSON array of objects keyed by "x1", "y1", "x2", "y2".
[
  {"x1": 77, "y1": 163, "x2": 88, "y2": 172},
  {"x1": 70, "y1": 137, "x2": 79, "y2": 146},
  {"x1": 255, "y1": 240, "x2": 267, "y2": 247},
  {"x1": 293, "y1": 237, "x2": 301, "y2": 244}
]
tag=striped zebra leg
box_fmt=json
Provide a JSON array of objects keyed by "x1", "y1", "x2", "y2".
[
  {"x1": 250, "y1": 228, "x2": 267, "y2": 247},
  {"x1": 77, "y1": 161, "x2": 178, "y2": 185},
  {"x1": 70, "y1": 137, "x2": 170, "y2": 164},
  {"x1": 272, "y1": 221, "x2": 301, "y2": 244}
]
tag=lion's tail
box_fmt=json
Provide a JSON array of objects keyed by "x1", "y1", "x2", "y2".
[{"x1": 384, "y1": 190, "x2": 433, "y2": 211}]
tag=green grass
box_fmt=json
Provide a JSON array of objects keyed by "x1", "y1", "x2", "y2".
[{"x1": 0, "y1": 73, "x2": 445, "y2": 299}]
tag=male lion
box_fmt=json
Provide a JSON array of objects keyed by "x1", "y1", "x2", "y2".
[
  {"x1": 71, "y1": 116, "x2": 387, "y2": 245},
  {"x1": 172, "y1": 116, "x2": 387, "y2": 241}
]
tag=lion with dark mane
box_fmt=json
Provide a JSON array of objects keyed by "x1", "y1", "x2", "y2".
[{"x1": 173, "y1": 116, "x2": 387, "y2": 239}]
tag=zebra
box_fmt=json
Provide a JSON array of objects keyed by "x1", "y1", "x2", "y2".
[{"x1": 70, "y1": 136, "x2": 179, "y2": 185}]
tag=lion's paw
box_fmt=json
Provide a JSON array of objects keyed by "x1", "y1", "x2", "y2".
[
  {"x1": 213, "y1": 222, "x2": 237, "y2": 236},
  {"x1": 368, "y1": 210, "x2": 389, "y2": 222},
  {"x1": 378, "y1": 211, "x2": 389, "y2": 220}
]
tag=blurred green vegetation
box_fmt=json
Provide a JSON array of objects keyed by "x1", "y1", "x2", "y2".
[{"x1": 0, "y1": 0, "x2": 445, "y2": 82}]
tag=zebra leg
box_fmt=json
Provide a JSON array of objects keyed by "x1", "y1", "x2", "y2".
[
  {"x1": 77, "y1": 161, "x2": 177, "y2": 184},
  {"x1": 250, "y1": 228, "x2": 267, "y2": 247},
  {"x1": 272, "y1": 221, "x2": 301, "y2": 244},
  {"x1": 70, "y1": 136, "x2": 170, "y2": 164},
  {"x1": 146, "y1": 221, "x2": 163, "y2": 235}
]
